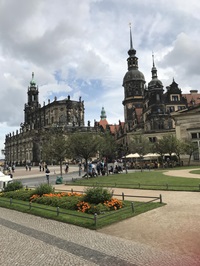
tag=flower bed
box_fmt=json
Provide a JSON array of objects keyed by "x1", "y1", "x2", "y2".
[{"x1": 30, "y1": 189, "x2": 124, "y2": 214}]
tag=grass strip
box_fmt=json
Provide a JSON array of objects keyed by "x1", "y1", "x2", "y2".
[
  {"x1": 69, "y1": 170, "x2": 200, "y2": 191},
  {"x1": 0, "y1": 197, "x2": 165, "y2": 229}
]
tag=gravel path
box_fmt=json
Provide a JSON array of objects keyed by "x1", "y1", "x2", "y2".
[{"x1": 163, "y1": 168, "x2": 200, "y2": 178}]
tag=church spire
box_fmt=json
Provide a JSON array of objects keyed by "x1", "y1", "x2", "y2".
[
  {"x1": 151, "y1": 52, "x2": 158, "y2": 79},
  {"x1": 128, "y1": 23, "x2": 136, "y2": 56},
  {"x1": 30, "y1": 72, "x2": 36, "y2": 86},
  {"x1": 129, "y1": 23, "x2": 133, "y2": 50},
  {"x1": 127, "y1": 23, "x2": 138, "y2": 70}
]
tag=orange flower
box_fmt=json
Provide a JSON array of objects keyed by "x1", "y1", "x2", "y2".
[
  {"x1": 104, "y1": 198, "x2": 123, "y2": 210},
  {"x1": 77, "y1": 201, "x2": 91, "y2": 213}
]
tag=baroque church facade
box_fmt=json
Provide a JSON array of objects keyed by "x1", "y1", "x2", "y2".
[{"x1": 4, "y1": 73, "x2": 92, "y2": 165}]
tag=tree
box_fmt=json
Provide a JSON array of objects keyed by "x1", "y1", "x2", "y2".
[
  {"x1": 42, "y1": 130, "x2": 69, "y2": 176},
  {"x1": 98, "y1": 132, "x2": 119, "y2": 161},
  {"x1": 68, "y1": 132, "x2": 100, "y2": 176},
  {"x1": 173, "y1": 138, "x2": 185, "y2": 165},
  {"x1": 154, "y1": 134, "x2": 180, "y2": 167},
  {"x1": 129, "y1": 134, "x2": 152, "y2": 156},
  {"x1": 129, "y1": 134, "x2": 152, "y2": 170},
  {"x1": 182, "y1": 139, "x2": 199, "y2": 166},
  {"x1": 159, "y1": 134, "x2": 178, "y2": 158},
  {"x1": 98, "y1": 131, "x2": 119, "y2": 175}
]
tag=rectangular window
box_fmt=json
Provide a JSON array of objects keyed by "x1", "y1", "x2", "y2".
[
  {"x1": 191, "y1": 133, "x2": 198, "y2": 139},
  {"x1": 172, "y1": 95, "x2": 179, "y2": 101},
  {"x1": 149, "y1": 137, "x2": 157, "y2": 143},
  {"x1": 178, "y1": 106, "x2": 186, "y2": 110},
  {"x1": 167, "y1": 106, "x2": 175, "y2": 112}
]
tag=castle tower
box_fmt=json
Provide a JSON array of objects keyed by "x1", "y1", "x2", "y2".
[{"x1": 122, "y1": 24, "x2": 146, "y2": 131}]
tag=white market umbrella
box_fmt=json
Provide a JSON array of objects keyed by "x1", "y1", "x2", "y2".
[
  {"x1": 126, "y1": 153, "x2": 140, "y2": 158},
  {"x1": 143, "y1": 153, "x2": 160, "y2": 158}
]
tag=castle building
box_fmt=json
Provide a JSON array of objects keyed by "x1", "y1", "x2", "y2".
[{"x1": 115, "y1": 26, "x2": 200, "y2": 152}]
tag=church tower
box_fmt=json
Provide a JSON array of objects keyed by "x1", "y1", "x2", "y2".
[
  {"x1": 122, "y1": 25, "x2": 146, "y2": 131},
  {"x1": 24, "y1": 72, "x2": 40, "y2": 126}
]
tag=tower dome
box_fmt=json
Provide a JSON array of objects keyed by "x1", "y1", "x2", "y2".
[
  {"x1": 30, "y1": 72, "x2": 36, "y2": 86},
  {"x1": 123, "y1": 25, "x2": 145, "y2": 85},
  {"x1": 148, "y1": 54, "x2": 163, "y2": 89}
]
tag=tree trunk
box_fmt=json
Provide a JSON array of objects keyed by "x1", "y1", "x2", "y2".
[{"x1": 59, "y1": 161, "x2": 63, "y2": 177}]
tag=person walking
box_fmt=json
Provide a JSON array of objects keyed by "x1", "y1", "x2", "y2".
[{"x1": 45, "y1": 167, "x2": 50, "y2": 185}]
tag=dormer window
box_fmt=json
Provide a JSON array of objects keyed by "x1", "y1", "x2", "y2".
[{"x1": 171, "y1": 95, "x2": 179, "y2": 101}]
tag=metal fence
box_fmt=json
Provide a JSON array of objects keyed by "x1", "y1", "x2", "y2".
[
  {"x1": 0, "y1": 189, "x2": 162, "y2": 227},
  {"x1": 71, "y1": 179, "x2": 200, "y2": 191}
]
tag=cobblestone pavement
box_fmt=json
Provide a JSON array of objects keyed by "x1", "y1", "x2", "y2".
[
  {"x1": 0, "y1": 207, "x2": 199, "y2": 266},
  {"x1": 1, "y1": 167, "x2": 200, "y2": 265}
]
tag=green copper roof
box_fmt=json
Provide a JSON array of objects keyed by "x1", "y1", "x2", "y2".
[
  {"x1": 100, "y1": 107, "x2": 107, "y2": 120},
  {"x1": 30, "y1": 72, "x2": 36, "y2": 86}
]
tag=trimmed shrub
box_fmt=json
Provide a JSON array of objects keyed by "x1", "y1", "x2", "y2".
[
  {"x1": 59, "y1": 197, "x2": 82, "y2": 210},
  {"x1": 83, "y1": 187, "x2": 112, "y2": 204},
  {"x1": 34, "y1": 183, "x2": 54, "y2": 196},
  {"x1": 1, "y1": 189, "x2": 35, "y2": 201},
  {"x1": 31, "y1": 194, "x2": 81, "y2": 210},
  {"x1": 4, "y1": 181, "x2": 23, "y2": 192},
  {"x1": 87, "y1": 203, "x2": 109, "y2": 214}
]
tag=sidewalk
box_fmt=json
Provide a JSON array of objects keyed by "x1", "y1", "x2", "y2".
[{"x1": 12, "y1": 165, "x2": 80, "y2": 180}]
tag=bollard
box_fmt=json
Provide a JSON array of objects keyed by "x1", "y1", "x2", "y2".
[
  {"x1": 71, "y1": 188, "x2": 73, "y2": 193},
  {"x1": 57, "y1": 207, "x2": 60, "y2": 216},
  {"x1": 122, "y1": 192, "x2": 124, "y2": 201},
  {"x1": 94, "y1": 213, "x2": 97, "y2": 227},
  {"x1": 29, "y1": 202, "x2": 32, "y2": 210},
  {"x1": 159, "y1": 194, "x2": 162, "y2": 204},
  {"x1": 131, "y1": 202, "x2": 135, "y2": 213}
]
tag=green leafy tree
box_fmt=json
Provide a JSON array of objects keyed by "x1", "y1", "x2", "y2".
[
  {"x1": 42, "y1": 130, "x2": 69, "y2": 176},
  {"x1": 182, "y1": 139, "x2": 199, "y2": 166},
  {"x1": 154, "y1": 134, "x2": 180, "y2": 167},
  {"x1": 98, "y1": 131, "x2": 120, "y2": 175},
  {"x1": 68, "y1": 132, "x2": 100, "y2": 176},
  {"x1": 129, "y1": 134, "x2": 152, "y2": 157},
  {"x1": 173, "y1": 138, "x2": 185, "y2": 165},
  {"x1": 129, "y1": 134, "x2": 152, "y2": 170},
  {"x1": 99, "y1": 131, "x2": 119, "y2": 160}
]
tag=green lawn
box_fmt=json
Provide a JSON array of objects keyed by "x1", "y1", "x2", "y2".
[
  {"x1": 69, "y1": 168, "x2": 200, "y2": 191},
  {"x1": 190, "y1": 169, "x2": 200, "y2": 175},
  {"x1": 0, "y1": 197, "x2": 164, "y2": 229}
]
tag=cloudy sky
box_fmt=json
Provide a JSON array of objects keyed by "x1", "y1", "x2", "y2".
[{"x1": 1, "y1": 0, "x2": 200, "y2": 158}]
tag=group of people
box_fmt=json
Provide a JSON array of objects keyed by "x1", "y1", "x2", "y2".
[{"x1": 82, "y1": 160, "x2": 123, "y2": 178}]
